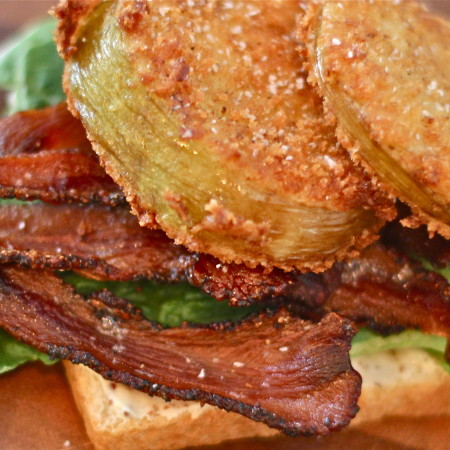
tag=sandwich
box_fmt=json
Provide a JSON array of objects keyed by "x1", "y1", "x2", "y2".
[{"x1": 0, "y1": 0, "x2": 449, "y2": 448}]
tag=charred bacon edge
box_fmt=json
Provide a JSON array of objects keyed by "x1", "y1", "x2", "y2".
[
  {"x1": 45, "y1": 345, "x2": 300, "y2": 436},
  {"x1": 0, "y1": 185, "x2": 126, "y2": 207},
  {"x1": 33, "y1": 343, "x2": 361, "y2": 437},
  {"x1": 0, "y1": 250, "x2": 173, "y2": 282},
  {"x1": 0, "y1": 266, "x2": 361, "y2": 436}
]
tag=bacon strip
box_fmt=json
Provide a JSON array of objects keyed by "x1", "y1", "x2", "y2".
[
  {"x1": 0, "y1": 103, "x2": 90, "y2": 156},
  {"x1": 204, "y1": 243, "x2": 450, "y2": 337},
  {"x1": 297, "y1": 244, "x2": 450, "y2": 337},
  {"x1": 0, "y1": 202, "x2": 323, "y2": 302},
  {"x1": 0, "y1": 266, "x2": 360, "y2": 436},
  {"x1": 0, "y1": 201, "x2": 325, "y2": 304},
  {"x1": 0, "y1": 202, "x2": 191, "y2": 282},
  {"x1": 0, "y1": 103, "x2": 125, "y2": 205},
  {"x1": 0, "y1": 201, "x2": 449, "y2": 337},
  {"x1": 0, "y1": 149, "x2": 124, "y2": 205}
]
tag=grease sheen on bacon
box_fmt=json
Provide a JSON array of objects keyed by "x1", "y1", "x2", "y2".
[
  {"x1": 0, "y1": 103, "x2": 124, "y2": 205},
  {"x1": 0, "y1": 266, "x2": 361, "y2": 436},
  {"x1": 0, "y1": 201, "x2": 449, "y2": 338},
  {"x1": 0, "y1": 202, "x2": 189, "y2": 282}
]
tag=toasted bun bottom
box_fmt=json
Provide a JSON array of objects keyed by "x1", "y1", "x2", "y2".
[{"x1": 64, "y1": 348, "x2": 450, "y2": 450}]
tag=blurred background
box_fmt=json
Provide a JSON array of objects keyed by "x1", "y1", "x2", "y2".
[{"x1": 0, "y1": 1, "x2": 55, "y2": 41}]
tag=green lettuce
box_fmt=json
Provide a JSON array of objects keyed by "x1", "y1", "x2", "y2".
[
  {"x1": 0, "y1": 18, "x2": 65, "y2": 114},
  {"x1": 0, "y1": 329, "x2": 57, "y2": 374},
  {"x1": 60, "y1": 273, "x2": 260, "y2": 328},
  {"x1": 351, "y1": 328, "x2": 450, "y2": 374}
]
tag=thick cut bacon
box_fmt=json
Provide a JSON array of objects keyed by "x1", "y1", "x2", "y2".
[
  {"x1": 200, "y1": 243, "x2": 450, "y2": 337},
  {"x1": 0, "y1": 103, "x2": 124, "y2": 205},
  {"x1": 0, "y1": 201, "x2": 449, "y2": 337},
  {"x1": 0, "y1": 201, "x2": 329, "y2": 305},
  {"x1": 0, "y1": 266, "x2": 361, "y2": 436},
  {"x1": 0, "y1": 149, "x2": 124, "y2": 205},
  {"x1": 0, "y1": 103, "x2": 90, "y2": 155},
  {"x1": 299, "y1": 244, "x2": 450, "y2": 338},
  {"x1": 0, "y1": 202, "x2": 191, "y2": 282}
]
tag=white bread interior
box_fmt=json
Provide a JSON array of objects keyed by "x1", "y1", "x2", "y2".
[
  {"x1": 352, "y1": 348, "x2": 450, "y2": 424},
  {"x1": 64, "y1": 348, "x2": 450, "y2": 450}
]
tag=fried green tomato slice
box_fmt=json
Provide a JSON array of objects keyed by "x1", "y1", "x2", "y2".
[
  {"x1": 55, "y1": 0, "x2": 391, "y2": 271},
  {"x1": 302, "y1": 0, "x2": 450, "y2": 238}
]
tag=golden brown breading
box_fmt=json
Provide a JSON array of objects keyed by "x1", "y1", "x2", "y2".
[
  {"x1": 52, "y1": 0, "x2": 101, "y2": 58},
  {"x1": 300, "y1": 0, "x2": 450, "y2": 238},
  {"x1": 56, "y1": 0, "x2": 394, "y2": 271},
  {"x1": 120, "y1": 0, "x2": 378, "y2": 210}
]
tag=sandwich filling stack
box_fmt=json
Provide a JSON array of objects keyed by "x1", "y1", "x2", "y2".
[{"x1": 0, "y1": 0, "x2": 449, "y2": 448}]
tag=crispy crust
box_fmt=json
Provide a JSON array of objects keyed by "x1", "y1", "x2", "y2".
[
  {"x1": 118, "y1": 0, "x2": 380, "y2": 211},
  {"x1": 56, "y1": 0, "x2": 395, "y2": 272},
  {"x1": 52, "y1": 0, "x2": 101, "y2": 59},
  {"x1": 300, "y1": 0, "x2": 450, "y2": 238}
]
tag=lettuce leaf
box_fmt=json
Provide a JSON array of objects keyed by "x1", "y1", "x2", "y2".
[
  {"x1": 0, "y1": 329, "x2": 57, "y2": 374},
  {"x1": 351, "y1": 328, "x2": 450, "y2": 373},
  {"x1": 60, "y1": 272, "x2": 260, "y2": 328},
  {"x1": 0, "y1": 19, "x2": 65, "y2": 114}
]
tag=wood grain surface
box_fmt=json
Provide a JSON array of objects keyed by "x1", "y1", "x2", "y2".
[{"x1": 0, "y1": 1, "x2": 449, "y2": 449}]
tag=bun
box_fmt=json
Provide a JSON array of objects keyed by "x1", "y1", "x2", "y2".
[{"x1": 64, "y1": 348, "x2": 450, "y2": 449}]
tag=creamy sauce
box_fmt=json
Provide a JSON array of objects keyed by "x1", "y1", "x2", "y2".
[
  {"x1": 353, "y1": 348, "x2": 446, "y2": 388},
  {"x1": 99, "y1": 377, "x2": 211, "y2": 420}
]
